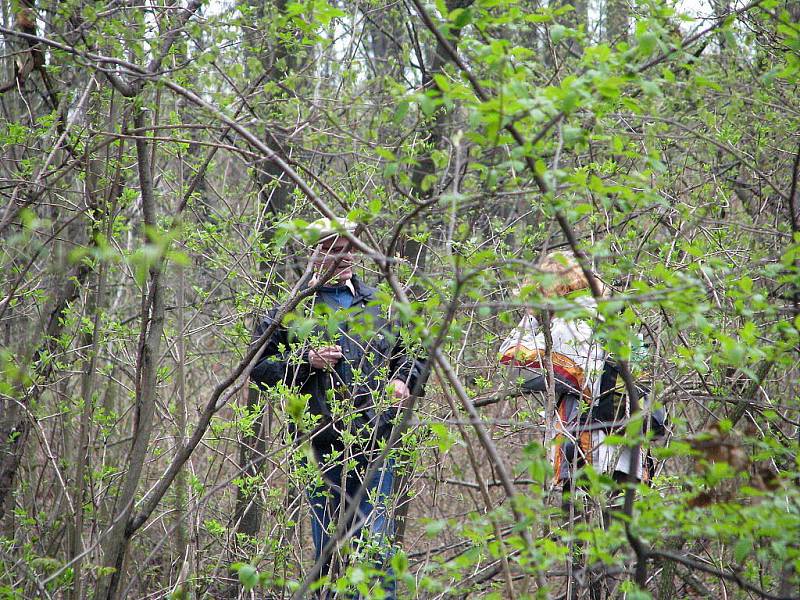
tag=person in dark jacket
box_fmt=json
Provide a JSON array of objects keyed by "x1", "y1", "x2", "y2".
[{"x1": 250, "y1": 219, "x2": 425, "y2": 599}]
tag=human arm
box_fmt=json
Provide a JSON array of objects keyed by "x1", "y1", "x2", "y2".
[
  {"x1": 249, "y1": 310, "x2": 312, "y2": 387},
  {"x1": 498, "y1": 314, "x2": 545, "y2": 359},
  {"x1": 388, "y1": 331, "x2": 426, "y2": 402},
  {"x1": 521, "y1": 372, "x2": 582, "y2": 397}
]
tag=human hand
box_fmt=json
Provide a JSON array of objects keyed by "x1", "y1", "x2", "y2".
[
  {"x1": 388, "y1": 379, "x2": 411, "y2": 403},
  {"x1": 308, "y1": 345, "x2": 343, "y2": 369}
]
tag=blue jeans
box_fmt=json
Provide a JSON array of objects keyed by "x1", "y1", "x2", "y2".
[{"x1": 308, "y1": 458, "x2": 396, "y2": 599}]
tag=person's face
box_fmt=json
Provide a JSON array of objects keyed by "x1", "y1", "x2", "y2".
[{"x1": 314, "y1": 236, "x2": 355, "y2": 282}]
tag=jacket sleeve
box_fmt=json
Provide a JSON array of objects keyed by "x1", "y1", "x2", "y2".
[
  {"x1": 389, "y1": 332, "x2": 427, "y2": 396},
  {"x1": 558, "y1": 316, "x2": 605, "y2": 397},
  {"x1": 521, "y1": 372, "x2": 581, "y2": 398},
  {"x1": 498, "y1": 314, "x2": 545, "y2": 358},
  {"x1": 250, "y1": 311, "x2": 311, "y2": 388}
]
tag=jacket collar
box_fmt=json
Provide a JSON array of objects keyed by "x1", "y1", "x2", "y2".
[
  {"x1": 319, "y1": 279, "x2": 357, "y2": 296},
  {"x1": 348, "y1": 275, "x2": 375, "y2": 303},
  {"x1": 312, "y1": 274, "x2": 374, "y2": 304}
]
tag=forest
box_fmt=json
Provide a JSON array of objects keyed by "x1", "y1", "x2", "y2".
[{"x1": 0, "y1": 0, "x2": 799, "y2": 597}]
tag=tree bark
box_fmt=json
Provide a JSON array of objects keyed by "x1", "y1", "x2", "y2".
[
  {"x1": 605, "y1": 0, "x2": 629, "y2": 43},
  {"x1": 232, "y1": 0, "x2": 300, "y2": 561},
  {"x1": 403, "y1": 0, "x2": 474, "y2": 269},
  {"x1": 96, "y1": 106, "x2": 167, "y2": 600},
  {"x1": 67, "y1": 95, "x2": 110, "y2": 599}
]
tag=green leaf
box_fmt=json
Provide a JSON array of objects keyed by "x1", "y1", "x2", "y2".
[
  {"x1": 375, "y1": 146, "x2": 396, "y2": 160},
  {"x1": 561, "y1": 90, "x2": 580, "y2": 113},
  {"x1": 424, "y1": 519, "x2": 448, "y2": 537},
  {"x1": 391, "y1": 550, "x2": 409, "y2": 574},
  {"x1": 734, "y1": 537, "x2": 752, "y2": 563},
  {"x1": 349, "y1": 567, "x2": 365, "y2": 584},
  {"x1": 433, "y1": 73, "x2": 451, "y2": 92},
  {"x1": 238, "y1": 564, "x2": 259, "y2": 591},
  {"x1": 720, "y1": 336, "x2": 747, "y2": 366},
  {"x1": 563, "y1": 125, "x2": 582, "y2": 144},
  {"x1": 640, "y1": 80, "x2": 661, "y2": 96},
  {"x1": 290, "y1": 317, "x2": 318, "y2": 341},
  {"x1": 451, "y1": 7, "x2": 472, "y2": 28},
  {"x1": 287, "y1": 393, "x2": 309, "y2": 424},
  {"x1": 429, "y1": 422, "x2": 456, "y2": 452},
  {"x1": 393, "y1": 101, "x2": 409, "y2": 124},
  {"x1": 637, "y1": 31, "x2": 658, "y2": 55},
  {"x1": 419, "y1": 94, "x2": 438, "y2": 117}
]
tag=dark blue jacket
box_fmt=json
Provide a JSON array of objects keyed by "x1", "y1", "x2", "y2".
[{"x1": 250, "y1": 276, "x2": 425, "y2": 456}]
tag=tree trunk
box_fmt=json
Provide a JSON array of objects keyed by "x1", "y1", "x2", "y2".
[
  {"x1": 403, "y1": 0, "x2": 474, "y2": 269},
  {"x1": 96, "y1": 106, "x2": 167, "y2": 600},
  {"x1": 67, "y1": 95, "x2": 111, "y2": 599},
  {"x1": 231, "y1": 0, "x2": 299, "y2": 575},
  {"x1": 605, "y1": 0, "x2": 629, "y2": 43}
]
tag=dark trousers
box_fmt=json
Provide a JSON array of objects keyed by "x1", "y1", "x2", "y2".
[{"x1": 308, "y1": 458, "x2": 396, "y2": 599}]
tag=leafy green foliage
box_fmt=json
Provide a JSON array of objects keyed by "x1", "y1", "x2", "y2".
[{"x1": 1, "y1": 0, "x2": 798, "y2": 597}]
